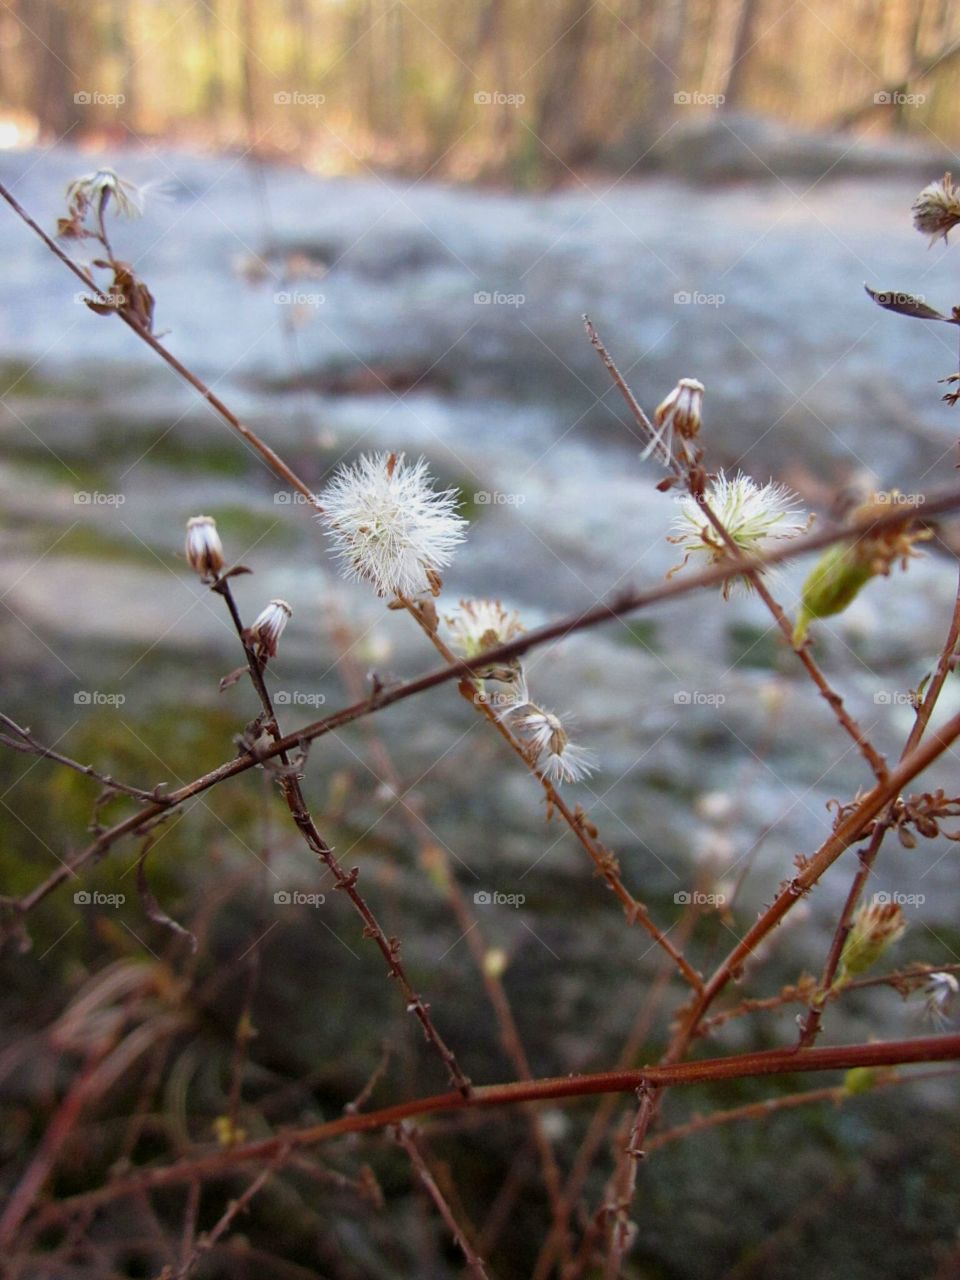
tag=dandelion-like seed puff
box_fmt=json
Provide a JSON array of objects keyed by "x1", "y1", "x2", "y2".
[
  {"x1": 319, "y1": 451, "x2": 466, "y2": 599},
  {"x1": 669, "y1": 471, "x2": 810, "y2": 599},
  {"x1": 516, "y1": 708, "x2": 597, "y2": 785}
]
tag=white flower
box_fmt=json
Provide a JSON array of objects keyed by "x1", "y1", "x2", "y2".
[
  {"x1": 924, "y1": 971, "x2": 958, "y2": 1027},
  {"x1": 668, "y1": 472, "x2": 809, "y2": 598},
  {"x1": 516, "y1": 708, "x2": 597, "y2": 785},
  {"x1": 319, "y1": 451, "x2": 466, "y2": 598},
  {"x1": 644, "y1": 378, "x2": 704, "y2": 465},
  {"x1": 185, "y1": 515, "x2": 224, "y2": 580},
  {"x1": 447, "y1": 599, "x2": 522, "y2": 657},
  {"x1": 250, "y1": 599, "x2": 292, "y2": 658}
]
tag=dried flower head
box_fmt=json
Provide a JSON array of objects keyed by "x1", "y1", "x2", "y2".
[
  {"x1": 911, "y1": 173, "x2": 960, "y2": 244},
  {"x1": 447, "y1": 599, "x2": 523, "y2": 657},
  {"x1": 516, "y1": 708, "x2": 597, "y2": 785},
  {"x1": 668, "y1": 472, "x2": 809, "y2": 598},
  {"x1": 924, "y1": 971, "x2": 958, "y2": 1027},
  {"x1": 644, "y1": 377, "x2": 704, "y2": 465},
  {"x1": 838, "y1": 900, "x2": 906, "y2": 980},
  {"x1": 319, "y1": 451, "x2": 466, "y2": 599},
  {"x1": 185, "y1": 515, "x2": 225, "y2": 581},
  {"x1": 250, "y1": 599, "x2": 292, "y2": 659},
  {"x1": 62, "y1": 168, "x2": 144, "y2": 227}
]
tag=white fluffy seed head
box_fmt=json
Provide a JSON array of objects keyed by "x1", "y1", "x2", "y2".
[
  {"x1": 516, "y1": 708, "x2": 597, "y2": 785},
  {"x1": 669, "y1": 472, "x2": 809, "y2": 596},
  {"x1": 319, "y1": 452, "x2": 466, "y2": 599}
]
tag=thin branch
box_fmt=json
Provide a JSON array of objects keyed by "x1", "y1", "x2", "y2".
[
  {"x1": 394, "y1": 1124, "x2": 493, "y2": 1280},
  {"x1": 214, "y1": 577, "x2": 471, "y2": 1096},
  {"x1": 32, "y1": 1033, "x2": 960, "y2": 1222}
]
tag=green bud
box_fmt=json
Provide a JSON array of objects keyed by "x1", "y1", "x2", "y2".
[
  {"x1": 793, "y1": 543, "x2": 875, "y2": 644},
  {"x1": 843, "y1": 1067, "x2": 877, "y2": 1096},
  {"x1": 837, "y1": 901, "x2": 906, "y2": 982}
]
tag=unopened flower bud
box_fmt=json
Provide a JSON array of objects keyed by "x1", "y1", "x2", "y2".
[
  {"x1": 185, "y1": 515, "x2": 224, "y2": 580},
  {"x1": 838, "y1": 901, "x2": 905, "y2": 981},
  {"x1": 644, "y1": 378, "x2": 704, "y2": 465},
  {"x1": 655, "y1": 378, "x2": 704, "y2": 440},
  {"x1": 793, "y1": 543, "x2": 874, "y2": 644},
  {"x1": 250, "y1": 599, "x2": 292, "y2": 658},
  {"x1": 793, "y1": 497, "x2": 928, "y2": 643}
]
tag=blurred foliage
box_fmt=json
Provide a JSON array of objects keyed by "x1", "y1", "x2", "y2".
[{"x1": 4, "y1": 0, "x2": 960, "y2": 178}]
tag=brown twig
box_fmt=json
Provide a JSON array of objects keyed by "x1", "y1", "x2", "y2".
[
  {"x1": 213, "y1": 576, "x2": 472, "y2": 1096},
  {"x1": 394, "y1": 1123, "x2": 493, "y2": 1280},
  {"x1": 32, "y1": 1032, "x2": 960, "y2": 1223}
]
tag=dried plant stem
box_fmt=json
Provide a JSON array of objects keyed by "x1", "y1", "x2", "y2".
[
  {"x1": 398, "y1": 598, "x2": 703, "y2": 991},
  {"x1": 0, "y1": 713, "x2": 168, "y2": 805},
  {"x1": 585, "y1": 315, "x2": 888, "y2": 779},
  {"x1": 394, "y1": 1123, "x2": 493, "y2": 1280},
  {"x1": 215, "y1": 578, "x2": 471, "y2": 1096},
  {"x1": 532, "y1": 907, "x2": 700, "y2": 1280},
  {"x1": 327, "y1": 612, "x2": 569, "y2": 1255},
  {"x1": 798, "y1": 564, "x2": 960, "y2": 1046},
  {"x1": 171, "y1": 1150, "x2": 288, "y2": 1280},
  {"x1": 645, "y1": 1066, "x2": 959, "y2": 1154},
  {"x1": 34, "y1": 1032, "x2": 960, "y2": 1223},
  {"x1": 7, "y1": 484, "x2": 960, "y2": 933}
]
